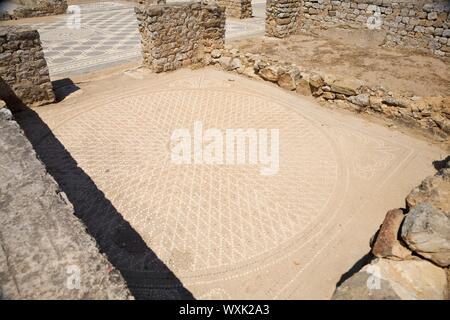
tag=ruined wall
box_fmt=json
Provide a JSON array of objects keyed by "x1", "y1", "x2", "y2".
[
  {"x1": 7, "y1": 0, "x2": 67, "y2": 19},
  {"x1": 0, "y1": 26, "x2": 55, "y2": 108},
  {"x1": 135, "y1": 2, "x2": 225, "y2": 73},
  {"x1": 266, "y1": 0, "x2": 302, "y2": 38},
  {"x1": 300, "y1": 0, "x2": 450, "y2": 57},
  {"x1": 217, "y1": 0, "x2": 252, "y2": 19}
]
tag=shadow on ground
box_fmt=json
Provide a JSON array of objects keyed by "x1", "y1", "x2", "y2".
[
  {"x1": 335, "y1": 251, "x2": 373, "y2": 288},
  {"x1": 14, "y1": 107, "x2": 194, "y2": 300}
]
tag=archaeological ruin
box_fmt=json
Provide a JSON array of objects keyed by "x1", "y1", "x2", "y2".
[
  {"x1": 0, "y1": 0, "x2": 67, "y2": 20},
  {"x1": 0, "y1": 0, "x2": 449, "y2": 303}
]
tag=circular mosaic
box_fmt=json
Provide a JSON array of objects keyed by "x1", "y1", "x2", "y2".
[{"x1": 53, "y1": 89, "x2": 339, "y2": 274}]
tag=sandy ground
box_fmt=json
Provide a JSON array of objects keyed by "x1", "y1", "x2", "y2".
[
  {"x1": 231, "y1": 27, "x2": 450, "y2": 97},
  {"x1": 25, "y1": 67, "x2": 447, "y2": 299}
]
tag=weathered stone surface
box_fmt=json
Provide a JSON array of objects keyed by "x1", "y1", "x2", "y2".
[
  {"x1": 333, "y1": 258, "x2": 448, "y2": 300},
  {"x1": 296, "y1": 78, "x2": 312, "y2": 96},
  {"x1": 217, "y1": 0, "x2": 252, "y2": 19},
  {"x1": 229, "y1": 57, "x2": 243, "y2": 71},
  {"x1": 330, "y1": 78, "x2": 363, "y2": 96},
  {"x1": 0, "y1": 100, "x2": 12, "y2": 121},
  {"x1": 277, "y1": 67, "x2": 301, "y2": 91},
  {"x1": 4, "y1": 0, "x2": 67, "y2": 19},
  {"x1": 0, "y1": 115, "x2": 133, "y2": 299},
  {"x1": 383, "y1": 97, "x2": 407, "y2": 108},
  {"x1": 401, "y1": 203, "x2": 450, "y2": 267},
  {"x1": 322, "y1": 92, "x2": 335, "y2": 100},
  {"x1": 217, "y1": 56, "x2": 232, "y2": 70},
  {"x1": 207, "y1": 46, "x2": 449, "y2": 140},
  {"x1": 0, "y1": 26, "x2": 55, "y2": 107},
  {"x1": 266, "y1": 0, "x2": 301, "y2": 38},
  {"x1": 259, "y1": 65, "x2": 281, "y2": 82},
  {"x1": 298, "y1": 0, "x2": 450, "y2": 58},
  {"x1": 372, "y1": 209, "x2": 412, "y2": 261},
  {"x1": 211, "y1": 49, "x2": 222, "y2": 59}
]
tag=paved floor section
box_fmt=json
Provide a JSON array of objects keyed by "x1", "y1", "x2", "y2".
[
  {"x1": 30, "y1": 2, "x2": 141, "y2": 78},
  {"x1": 18, "y1": 1, "x2": 265, "y2": 79},
  {"x1": 25, "y1": 68, "x2": 446, "y2": 299}
]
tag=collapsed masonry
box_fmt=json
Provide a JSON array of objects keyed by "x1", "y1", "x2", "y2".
[
  {"x1": 135, "y1": 2, "x2": 225, "y2": 73},
  {"x1": 0, "y1": 26, "x2": 55, "y2": 109}
]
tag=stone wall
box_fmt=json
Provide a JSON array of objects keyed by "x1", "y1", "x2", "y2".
[
  {"x1": 0, "y1": 105, "x2": 133, "y2": 299},
  {"x1": 3, "y1": 0, "x2": 67, "y2": 19},
  {"x1": 266, "y1": 0, "x2": 302, "y2": 38},
  {"x1": 299, "y1": 0, "x2": 450, "y2": 57},
  {"x1": 0, "y1": 26, "x2": 55, "y2": 108},
  {"x1": 217, "y1": 0, "x2": 252, "y2": 19},
  {"x1": 135, "y1": 2, "x2": 225, "y2": 73}
]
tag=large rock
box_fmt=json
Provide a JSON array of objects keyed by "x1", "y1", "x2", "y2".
[
  {"x1": 329, "y1": 78, "x2": 364, "y2": 96},
  {"x1": 278, "y1": 67, "x2": 301, "y2": 91},
  {"x1": 401, "y1": 203, "x2": 450, "y2": 267},
  {"x1": 372, "y1": 209, "x2": 412, "y2": 260},
  {"x1": 333, "y1": 258, "x2": 448, "y2": 300},
  {"x1": 348, "y1": 94, "x2": 370, "y2": 108}
]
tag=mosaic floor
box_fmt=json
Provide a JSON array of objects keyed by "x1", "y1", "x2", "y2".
[
  {"x1": 23, "y1": 1, "x2": 265, "y2": 78},
  {"x1": 26, "y1": 68, "x2": 443, "y2": 299}
]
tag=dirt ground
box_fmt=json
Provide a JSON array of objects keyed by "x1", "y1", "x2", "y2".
[{"x1": 231, "y1": 27, "x2": 450, "y2": 97}]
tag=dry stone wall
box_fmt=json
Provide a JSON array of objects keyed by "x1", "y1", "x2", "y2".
[
  {"x1": 217, "y1": 0, "x2": 252, "y2": 19},
  {"x1": 0, "y1": 26, "x2": 55, "y2": 108},
  {"x1": 266, "y1": 0, "x2": 302, "y2": 37},
  {"x1": 135, "y1": 2, "x2": 225, "y2": 73},
  {"x1": 0, "y1": 105, "x2": 133, "y2": 299},
  {"x1": 300, "y1": 0, "x2": 450, "y2": 57},
  {"x1": 2, "y1": 0, "x2": 67, "y2": 20}
]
